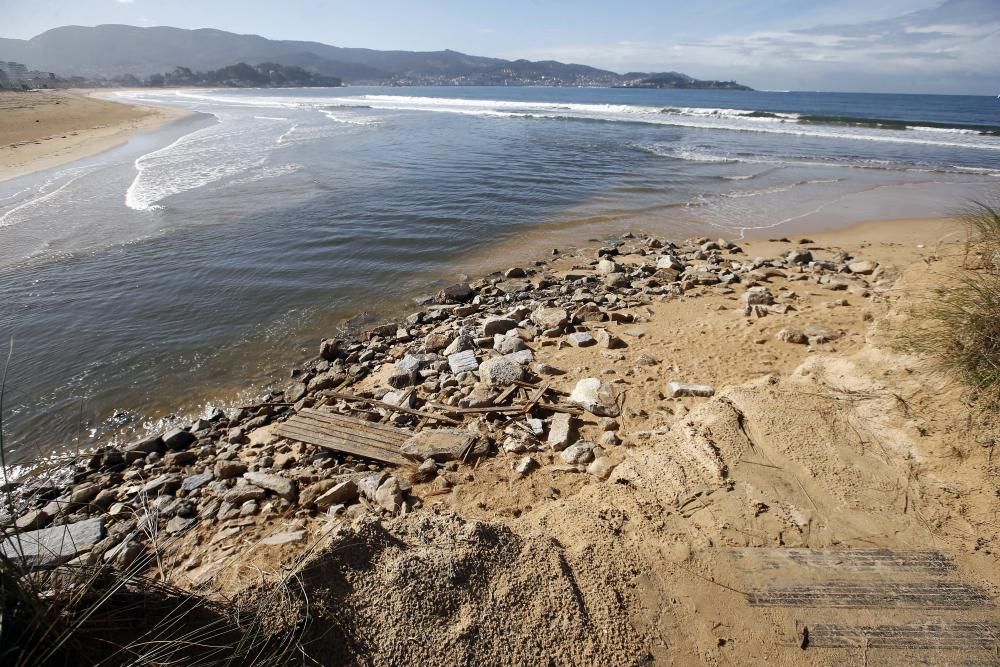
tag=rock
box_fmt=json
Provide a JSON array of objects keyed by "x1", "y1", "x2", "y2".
[
  {"x1": 286, "y1": 382, "x2": 308, "y2": 403},
  {"x1": 262, "y1": 531, "x2": 305, "y2": 546},
  {"x1": 777, "y1": 328, "x2": 808, "y2": 344},
  {"x1": 69, "y1": 483, "x2": 101, "y2": 505},
  {"x1": 223, "y1": 484, "x2": 267, "y2": 505},
  {"x1": 587, "y1": 457, "x2": 616, "y2": 480},
  {"x1": 567, "y1": 332, "x2": 596, "y2": 348},
  {"x1": 358, "y1": 473, "x2": 390, "y2": 501},
  {"x1": 494, "y1": 334, "x2": 527, "y2": 354},
  {"x1": 316, "y1": 480, "x2": 359, "y2": 510},
  {"x1": 423, "y1": 332, "x2": 453, "y2": 352},
  {"x1": 387, "y1": 368, "x2": 420, "y2": 389},
  {"x1": 308, "y1": 370, "x2": 346, "y2": 392},
  {"x1": 560, "y1": 441, "x2": 596, "y2": 465},
  {"x1": 804, "y1": 325, "x2": 841, "y2": 344},
  {"x1": 374, "y1": 477, "x2": 404, "y2": 514},
  {"x1": 15, "y1": 509, "x2": 50, "y2": 531},
  {"x1": 742, "y1": 286, "x2": 775, "y2": 306},
  {"x1": 448, "y1": 350, "x2": 479, "y2": 374},
  {"x1": 657, "y1": 255, "x2": 684, "y2": 272},
  {"x1": 547, "y1": 413, "x2": 575, "y2": 451},
  {"x1": 436, "y1": 283, "x2": 474, "y2": 304},
  {"x1": 319, "y1": 338, "x2": 340, "y2": 361},
  {"x1": 666, "y1": 382, "x2": 716, "y2": 398},
  {"x1": 483, "y1": 317, "x2": 518, "y2": 337},
  {"x1": 165, "y1": 516, "x2": 194, "y2": 534},
  {"x1": 143, "y1": 474, "x2": 182, "y2": 496},
  {"x1": 1, "y1": 517, "x2": 105, "y2": 568},
  {"x1": 181, "y1": 472, "x2": 214, "y2": 492},
  {"x1": 599, "y1": 431, "x2": 621, "y2": 447},
  {"x1": 164, "y1": 450, "x2": 197, "y2": 467},
  {"x1": 413, "y1": 459, "x2": 438, "y2": 483},
  {"x1": 244, "y1": 472, "x2": 298, "y2": 502},
  {"x1": 848, "y1": 260, "x2": 876, "y2": 275},
  {"x1": 569, "y1": 378, "x2": 621, "y2": 417},
  {"x1": 162, "y1": 428, "x2": 196, "y2": 450},
  {"x1": 786, "y1": 249, "x2": 813, "y2": 265},
  {"x1": 595, "y1": 329, "x2": 626, "y2": 349},
  {"x1": 504, "y1": 267, "x2": 527, "y2": 278},
  {"x1": 125, "y1": 435, "x2": 165, "y2": 461},
  {"x1": 401, "y1": 429, "x2": 476, "y2": 462},
  {"x1": 531, "y1": 307, "x2": 568, "y2": 330},
  {"x1": 514, "y1": 456, "x2": 539, "y2": 478},
  {"x1": 504, "y1": 349, "x2": 534, "y2": 366},
  {"x1": 597, "y1": 259, "x2": 620, "y2": 274},
  {"x1": 478, "y1": 356, "x2": 526, "y2": 386},
  {"x1": 444, "y1": 335, "x2": 474, "y2": 356},
  {"x1": 215, "y1": 460, "x2": 248, "y2": 480}
]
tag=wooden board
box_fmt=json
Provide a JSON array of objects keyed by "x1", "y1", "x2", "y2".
[{"x1": 275, "y1": 408, "x2": 411, "y2": 465}]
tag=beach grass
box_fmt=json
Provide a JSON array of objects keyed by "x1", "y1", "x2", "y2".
[{"x1": 897, "y1": 197, "x2": 1000, "y2": 409}]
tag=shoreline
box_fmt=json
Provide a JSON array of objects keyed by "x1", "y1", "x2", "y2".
[
  {"x1": 0, "y1": 89, "x2": 191, "y2": 184},
  {"x1": 3, "y1": 210, "x2": 996, "y2": 664}
]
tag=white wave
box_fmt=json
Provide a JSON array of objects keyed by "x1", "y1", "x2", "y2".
[
  {"x1": 0, "y1": 167, "x2": 95, "y2": 228},
  {"x1": 126, "y1": 112, "x2": 289, "y2": 211}
]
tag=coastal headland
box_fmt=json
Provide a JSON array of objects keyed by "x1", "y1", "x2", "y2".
[{"x1": 3, "y1": 207, "x2": 997, "y2": 663}]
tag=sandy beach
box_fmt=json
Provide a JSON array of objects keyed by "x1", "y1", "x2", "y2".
[
  {"x1": 4, "y1": 207, "x2": 997, "y2": 664},
  {"x1": 0, "y1": 89, "x2": 189, "y2": 183}
]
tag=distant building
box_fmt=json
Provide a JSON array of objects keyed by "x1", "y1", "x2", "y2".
[{"x1": 0, "y1": 61, "x2": 29, "y2": 84}]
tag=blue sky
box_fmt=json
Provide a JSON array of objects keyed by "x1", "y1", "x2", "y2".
[{"x1": 3, "y1": 0, "x2": 999, "y2": 93}]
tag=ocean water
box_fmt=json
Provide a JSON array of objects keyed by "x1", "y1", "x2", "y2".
[{"x1": 1, "y1": 86, "x2": 998, "y2": 465}]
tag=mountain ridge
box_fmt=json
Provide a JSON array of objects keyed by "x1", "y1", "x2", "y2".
[{"x1": 0, "y1": 24, "x2": 751, "y2": 89}]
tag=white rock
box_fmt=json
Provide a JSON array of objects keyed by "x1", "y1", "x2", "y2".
[
  {"x1": 570, "y1": 378, "x2": 621, "y2": 417},
  {"x1": 665, "y1": 381, "x2": 715, "y2": 398}
]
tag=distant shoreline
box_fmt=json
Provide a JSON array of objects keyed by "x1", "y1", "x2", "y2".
[{"x1": 0, "y1": 89, "x2": 190, "y2": 184}]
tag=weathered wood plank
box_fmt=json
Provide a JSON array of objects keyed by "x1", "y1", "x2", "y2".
[{"x1": 275, "y1": 412, "x2": 412, "y2": 465}]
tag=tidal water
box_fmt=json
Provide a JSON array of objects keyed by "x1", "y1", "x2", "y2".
[{"x1": 1, "y1": 86, "x2": 998, "y2": 465}]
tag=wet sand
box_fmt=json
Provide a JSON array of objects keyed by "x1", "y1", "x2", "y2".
[{"x1": 0, "y1": 89, "x2": 189, "y2": 183}]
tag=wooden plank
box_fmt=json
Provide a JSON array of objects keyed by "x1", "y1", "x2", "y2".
[
  {"x1": 281, "y1": 420, "x2": 406, "y2": 451},
  {"x1": 276, "y1": 424, "x2": 410, "y2": 465},
  {"x1": 275, "y1": 411, "x2": 413, "y2": 465},
  {"x1": 300, "y1": 409, "x2": 415, "y2": 436},
  {"x1": 322, "y1": 392, "x2": 460, "y2": 425}
]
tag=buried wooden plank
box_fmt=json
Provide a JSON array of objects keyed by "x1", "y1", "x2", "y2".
[
  {"x1": 798, "y1": 620, "x2": 1000, "y2": 650},
  {"x1": 748, "y1": 581, "x2": 994, "y2": 609}
]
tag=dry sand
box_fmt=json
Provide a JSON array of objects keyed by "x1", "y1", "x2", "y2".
[
  {"x1": 0, "y1": 89, "x2": 188, "y2": 182},
  {"x1": 149, "y1": 215, "x2": 997, "y2": 665}
]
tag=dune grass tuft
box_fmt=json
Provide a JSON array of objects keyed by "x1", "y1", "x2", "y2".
[{"x1": 898, "y1": 197, "x2": 1000, "y2": 408}]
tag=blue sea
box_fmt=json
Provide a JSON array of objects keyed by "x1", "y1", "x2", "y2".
[{"x1": 1, "y1": 86, "x2": 998, "y2": 464}]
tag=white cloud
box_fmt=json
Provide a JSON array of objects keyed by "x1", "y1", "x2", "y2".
[{"x1": 515, "y1": 0, "x2": 1000, "y2": 93}]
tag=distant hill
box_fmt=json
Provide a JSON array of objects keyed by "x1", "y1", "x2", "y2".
[{"x1": 0, "y1": 24, "x2": 752, "y2": 89}]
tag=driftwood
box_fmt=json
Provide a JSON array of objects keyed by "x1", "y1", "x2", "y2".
[
  {"x1": 323, "y1": 390, "x2": 460, "y2": 425},
  {"x1": 275, "y1": 409, "x2": 413, "y2": 465}
]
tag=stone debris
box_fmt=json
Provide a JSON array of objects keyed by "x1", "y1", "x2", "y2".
[
  {"x1": 570, "y1": 378, "x2": 621, "y2": 417},
  {"x1": 0, "y1": 228, "x2": 886, "y2": 588},
  {"x1": 666, "y1": 382, "x2": 716, "y2": 398}
]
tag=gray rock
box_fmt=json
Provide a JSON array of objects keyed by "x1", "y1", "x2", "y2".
[
  {"x1": 569, "y1": 378, "x2": 621, "y2": 417},
  {"x1": 142, "y1": 474, "x2": 182, "y2": 496},
  {"x1": 847, "y1": 259, "x2": 876, "y2": 275},
  {"x1": 742, "y1": 286, "x2": 775, "y2": 306},
  {"x1": 514, "y1": 456, "x2": 539, "y2": 478},
  {"x1": 223, "y1": 484, "x2": 268, "y2": 505},
  {"x1": 587, "y1": 457, "x2": 617, "y2": 480},
  {"x1": 448, "y1": 350, "x2": 479, "y2": 374},
  {"x1": 215, "y1": 460, "x2": 247, "y2": 480},
  {"x1": 547, "y1": 413, "x2": 575, "y2": 451},
  {"x1": 358, "y1": 473, "x2": 390, "y2": 501},
  {"x1": 319, "y1": 338, "x2": 339, "y2": 361},
  {"x1": 244, "y1": 472, "x2": 298, "y2": 502},
  {"x1": 181, "y1": 472, "x2": 214, "y2": 492},
  {"x1": 786, "y1": 249, "x2": 813, "y2": 265},
  {"x1": 444, "y1": 335, "x2": 475, "y2": 356},
  {"x1": 374, "y1": 477, "x2": 404, "y2": 514},
  {"x1": 483, "y1": 317, "x2": 518, "y2": 337},
  {"x1": 262, "y1": 530, "x2": 306, "y2": 546},
  {"x1": 436, "y1": 283, "x2": 474, "y2": 304},
  {"x1": 567, "y1": 332, "x2": 596, "y2": 347},
  {"x1": 494, "y1": 334, "x2": 527, "y2": 355},
  {"x1": 316, "y1": 480, "x2": 359, "y2": 510},
  {"x1": 665, "y1": 382, "x2": 716, "y2": 398},
  {"x1": 162, "y1": 429, "x2": 196, "y2": 450},
  {"x1": 656, "y1": 255, "x2": 684, "y2": 272},
  {"x1": 165, "y1": 516, "x2": 194, "y2": 534},
  {"x1": 479, "y1": 356, "x2": 526, "y2": 386},
  {"x1": 401, "y1": 429, "x2": 476, "y2": 462},
  {"x1": 595, "y1": 329, "x2": 626, "y2": 350},
  {"x1": 530, "y1": 307, "x2": 568, "y2": 330},
  {"x1": 1, "y1": 517, "x2": 105, "y2": 568},
  {"x1": 560, "y1": 441, "x2": 596, "y2": 465}
]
